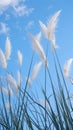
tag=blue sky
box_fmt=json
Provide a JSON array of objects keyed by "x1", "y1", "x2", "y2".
[{"x1": 0, "y1": 0, "x2": 73, "y2": 97}]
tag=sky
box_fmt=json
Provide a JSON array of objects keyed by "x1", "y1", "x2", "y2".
[{"x1": 0, "y1": 0, "x2": 73, "y2": 100}]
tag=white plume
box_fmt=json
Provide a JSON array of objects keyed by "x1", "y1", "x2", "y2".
[
  {"x1": 39, "y1": 98, "x2": 50, "y2": 109},
  {"x1": 39, "y1": 21, "x2": 48, "y2": 39},
  {"x1": 29, "y1": 33, "x2": 48, "y2": 67},
  {"x1": 31, "y1": 62, "x2": 42, "y2": 80},
  {"x1": 25, "y1": 77, "x2": 32, "y2": 87},
  {"x1": 35, "y1": 32, "x2": 41, "y2": 41},
  {"x1": 64, "y1": 58, "x2": 73, "y2": 78},
  {"x1": 6, "y1": 73, "x2": 17, "y2": 89},
  {"x1": 1, "y1": 87, "x2": 13, "y2": 96},
  {"x1": 39, "y1": 10, "x2": 61, "y2": 50},
  {"x1": 5, "y1": 37, "x2": 11, "y2": 60},
  {"x1": 5, "y1": 102, "x2": 10, "y2": 110},
  {"x1": 0, "y1": 49, "x2": 7, "y2": 69},
  {"x1": 1, "y1": 87, "x2": 8, "y2": 94},
  {"x1": 17, "y1": 50, "x2": 23, "y2": 66},
  {"x1": 17, "y1": 70, "x2": 21, "y2": 87}
]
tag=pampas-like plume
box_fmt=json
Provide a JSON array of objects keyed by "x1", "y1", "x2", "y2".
[
  {"x1": 17, "y1": 50, "x2": 23, "y2": 66},
  {"x1": 6, "y1": 74, "x2": 17, "y2": 90},
  {"x1": 31, "y1": 61, "x2": 42, "y2": 80},
  {"x1": 5, "y1": 37, "x2": 11, "y2": 61},
  {"x1": 0, "y1": 49, "x2": 7, "y2": 69},
  {"x1": 35, "y1": 32, "x2": 41, "y2": 41},
  {"x1": 5, "y1": 102, "x2": 10, "y2": 110},
  {"x1": 39, "y1": 10, "x2": 61, "y2": 50},
  {"x1": 25, "y1": 77, "x2": 32, "y2": 87},
  {"x1": 1, "y1": 87, "x2": 8, "y2": 94},
  {"x1": 63, "y1": 58, "x2": 73, "y2": 78},
  {"x1": 29, "y1": 33, "x2": 48, "y2": 67},
  {"x1": 17, "y1": 70, "x2": 21, "y2": 87},
  {"x1": 39, "y1": 98, "x2": 50, "y2": 109},
  {"x1": 8, "y1": 86, "x2": 13, "y2": 96},
  {"x1": 1, "y1": 87, "x2": 13, "y2": 96}
]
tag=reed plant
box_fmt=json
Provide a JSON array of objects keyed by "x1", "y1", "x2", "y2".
[{"x1": 0, "y1": 10, "x2": 73, "y2": 130}]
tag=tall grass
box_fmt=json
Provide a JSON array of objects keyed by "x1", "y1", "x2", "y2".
[{"x1": 0, "y1": 10, "x2": 73, "y2": 130}]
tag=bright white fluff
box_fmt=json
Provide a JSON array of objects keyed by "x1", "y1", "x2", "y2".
[
  {"x1": 6, "y1": 73, "x2": 17, "y2": 89},
  {"x1": 5, "y1": 102, "x2": 10, "y2": 110},
  {"x1": 17, "y1": 70, "x2": 21, "y2": 87},
  {"x1": 5, "y1": 37, "x2": 11, "y2": 60},
  {"x1": 25, "y1": 77, "x2": 32, "y2": 87},
  {"x1": 31, "y1": 62, "x2": 42, "y2": 80},
  {"x1": 0, "y1": 49, "x2": 7, "y2": 69},
  {"x1": 8, "y1": 86, "x2": 13, "y2": 96},
  {"x1": 35, "y1": 32, "x2": 41, "y2": 41},
  {"x1": 17, "y1": 50, "x2": 23, "y2": 66},
  {"x1": 2, "y1": 87, "x2": 13, "y2": 96},
  {"x1": 39, "y1": 10, "x2": 61, "y2": 50},
  {"x1": 2, "y1": 87, "x2": 8, "y2": 94},
  {"x1": 63, "y1": 58, "x2": 73, "y2": 78},
  {"x1": 29, "y1": 33, "x2": 48, "y2": 67}
]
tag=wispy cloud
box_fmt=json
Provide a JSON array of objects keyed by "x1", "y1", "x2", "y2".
[
  {"x1": 13, "y1": 5, "x2": 34, "y2": 17},
  {"x1": 48, "y1": 5, "x2": 53, "y2": 10},
  {"x1": 0, "y1": 22, "x2": 9, "y2": 34},
  {"x1": 0, "y1": 0, "x2": 34, "y2": 16},
  {"x1": 0, "y1": 0, "x2": 18, "y2": 14},
  {"x1": 25, "y1": 21, "x2": 34, "y2": 31}
]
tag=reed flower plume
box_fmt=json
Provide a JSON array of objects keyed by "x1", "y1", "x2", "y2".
[
  {"x1": 63, "y1": 58, "x2": 73, "y2": 79},
  {"x1": 6, "y1": 73, "x2": 18, "y2": 90},
  {"x1": 39, "y1": 10, "x2": 61, "y2": 51},
  {"x1": 1, "y1": 86, "x2": 13, "y2": 96},
  {"x1": 35, "y1": 31, "x2": 41, "y2": 41},
  {"x1": 8, "y1": 86, "x2": 13, "y2": 96},
  {"x1": 31, "y1": 61, "x2": 42, "y2": 80},
  {"x1": 39, "y1": 98, "x2": 50, "y2": 109},
  {"x1": 5, "y1": 37, "x2": 11, "y2": 61},
  {"x1": 29, "y1": 32, "x2": 48, "y2": 67},
  {"x1": 1, "y1": 87, "x2": 8, "y2": 95},
  {"x1": 0, "y1": 49, "x2": 7, "y2": 69},
  {"x1": 25, "y1": 77, "x2": 32, "y2": 87},
  {"x1": 5, "y1": 102, "x2": 10, "y2": 110},
  {"x1": 17, "y1": 50, "x2": 23, "y2": 66},
  {"x1": 17, "y1": 70, "x2": 21, "y2": 87}
]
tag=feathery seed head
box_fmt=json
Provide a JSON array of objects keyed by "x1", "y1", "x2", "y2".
[
  {"x1": 5, "y1": 37, "x2": 11, "y2": 60},
  {"x1": 25, "y1": 77, "x2": 32, "y2": 87},
  {"x1": 31, "y1": 61, "x2": 42, "y2": 80},
  {"x1": 39, "y1": 98, "x2": 50, "y2": 109},
  {"x1": 6, "y1": 73, "x2": 18, "y2": 90},
  {"x1": 64, "y1": 58, "x2": 73, "y2": 78},
  {"x1": 17, "y1": 70, "x2": 21, "y2": 87},
  {"x1": 39, "y1": 10, "x2": 61, "y2": 51},
  {"x1": 29, "y1": 33, "x2": 48, "y2": 68},
  {"x1": 0, "y1": 49, "x2": 7, "y2": 69},
  {"x1": 17, "y1": 50, "x2": 23, "y2": 66}
]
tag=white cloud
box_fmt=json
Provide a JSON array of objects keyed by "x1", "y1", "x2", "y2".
[
  {"x1": 0, "y1": 0, "x2": 34, "y2": 16},
  {"x1": 25, "y1": 21, "x2": 34, "y2": 30},
  {"x1": 0, "y1": 0, "x2": 18, "y2": 14},
  {"x1": 13, "y1": 5, "x2": 34, "y2": 16},
  {"x1": 0, "y1": 22, "x2": 9, "y2": 34},
  {"x1": 0, "y1": 0, "x2": 18, "y2": 7}
]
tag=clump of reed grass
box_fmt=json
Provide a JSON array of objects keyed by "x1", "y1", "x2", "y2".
[{"x1": 0, "y1": 10, "x2": 73, "y2": 130}]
